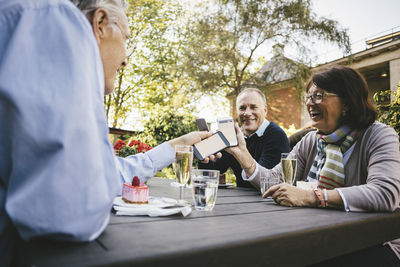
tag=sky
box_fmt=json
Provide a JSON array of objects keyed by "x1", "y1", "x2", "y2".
[{"x1": 310, "y1": 0, "x2": 400, "y2": 64}]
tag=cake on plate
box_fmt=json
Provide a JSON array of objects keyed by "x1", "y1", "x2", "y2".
[{"x1": 122, "y1": 176, "x2": 149, "y2": 204}]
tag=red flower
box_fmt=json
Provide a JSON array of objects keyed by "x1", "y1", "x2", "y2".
[
  {"x1": 129, "y1": 140, "x2": 140, "y2": 147},
  {"x1": 137, "y1": 142, "x2": 151, "y2": 153},
  {"x1": 115, "y1": 138, "x2": 152, "y2": 156},
  {"x1": 114, "y1": 139, "x2": 126, "y2": 151}
]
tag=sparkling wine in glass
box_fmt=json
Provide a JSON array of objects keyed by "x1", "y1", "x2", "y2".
[
  {"x1": 281, "y1": 153, "x2": 297, "y2": 185},
  {"x1": 174, "y1": 145, "x2": 193, "y2": 203}
]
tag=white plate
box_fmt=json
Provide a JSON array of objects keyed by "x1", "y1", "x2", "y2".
[
  {"x1": 218, "y1": 183, "x2": 234, "y2": 188},
  {"x1": 113, "y1": 196, "x2": 192, "y2": 217},
  {"x1": 113, "y1": 196, "x2": 178, "y2": 208}
]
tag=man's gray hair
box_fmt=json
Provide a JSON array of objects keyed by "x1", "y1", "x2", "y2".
[
  {"x1": 71, "y1": 0, "x2": 128, "y2": 24},
  {"x1": 237, "y1": 87, "x2": 267, "y2": 106}
]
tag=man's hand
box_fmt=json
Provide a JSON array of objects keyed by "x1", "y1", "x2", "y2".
[
  {"x1": 225, "y1": 123, "x2": 255, "y2": 175},
  {"x1": 263, "y1": 183, "x2": 317, "y2": 207},
  {"x1": 225, "y1": 123, "x2": 247, "y2": 156}
]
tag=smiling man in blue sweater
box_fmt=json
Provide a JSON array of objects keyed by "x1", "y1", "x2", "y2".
[{"x1": 199, "y1": 88, "x2": 290, "y2": 188}]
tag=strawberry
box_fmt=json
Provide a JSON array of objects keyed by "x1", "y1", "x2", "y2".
[{"x1": 132, "y1": 176, "x2": 140, "y2": 186}]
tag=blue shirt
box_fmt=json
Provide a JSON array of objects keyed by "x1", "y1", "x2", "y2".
[{"x1": 0, "y1": 0, "x2": 174, "y2": 264}]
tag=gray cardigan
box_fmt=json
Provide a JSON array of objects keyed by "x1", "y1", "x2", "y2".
[{"x1": 252, "y1": 122, "x2": 400, "y2": 257}]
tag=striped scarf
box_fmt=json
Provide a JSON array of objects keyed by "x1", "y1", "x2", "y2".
[{"x1": 306, "y1": 125, "x2": 358, "y2": 189}]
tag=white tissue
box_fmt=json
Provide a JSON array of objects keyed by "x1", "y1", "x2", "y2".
[{"x1": 113, "y1": 196, "x2": 192, "y2": 217}]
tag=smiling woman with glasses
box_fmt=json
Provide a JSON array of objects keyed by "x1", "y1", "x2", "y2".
[{"x1": 226, "y1": 65, "x2": 400, "y2": 266}]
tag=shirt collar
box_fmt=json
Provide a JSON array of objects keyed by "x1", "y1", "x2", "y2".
[{"x1": 244, "y1": 119, "x2": 270, "y2": 138}]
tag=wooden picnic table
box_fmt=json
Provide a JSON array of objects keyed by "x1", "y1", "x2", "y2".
[{"x1": 17, "y1": 177, "x2": 400, "y2": 266}]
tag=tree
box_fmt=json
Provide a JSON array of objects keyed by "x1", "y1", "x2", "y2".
[
  {"x1": 374, "y1": 84, "x2": 400, "y2": 136},
  {"x1": 140, "y1": 106, "x2": 198, "y2": 146},
  {"x1": 182, "y1": 0, "x2": 351, "y2": 109},
  {"x1": 105, "y1": 0, "x2": 197, "y2": 129}
]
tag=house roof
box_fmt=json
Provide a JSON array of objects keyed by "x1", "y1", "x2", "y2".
[
  {"x1": 313, "y1": 36, "x2": 400, "y2": 72},
  {"x1": 247, "y1": 44, "x2": 300, "y2": 87},
  {"x1": 255, "y1": 54, "x2": 298, "y2": 83}
]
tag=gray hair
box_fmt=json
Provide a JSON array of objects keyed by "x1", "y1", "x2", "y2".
[
  {"x1": 237, "y1": 87, "x2": 267, "y2": 106},
  {"x1": 70, "y1": 0, "x2": 128, "y2": 24}
]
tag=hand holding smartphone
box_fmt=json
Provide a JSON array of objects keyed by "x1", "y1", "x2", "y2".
[
  {"x1": 193, "y1": 131, "x2": 229, "y2": 161},
  {"x1": 217, "y1": 117, "x2": 238, "y2": 147}
]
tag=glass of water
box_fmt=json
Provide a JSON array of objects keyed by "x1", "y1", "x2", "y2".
[
  {"x1": 260, "y1": 170, "x2": 280, "y2": 195},
  {"x1": 191, "y1": 169, "x2": 220, "y2": 211}
]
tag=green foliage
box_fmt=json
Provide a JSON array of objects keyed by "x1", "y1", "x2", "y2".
[
  {"x1": 141, "y1": 107, "x2": 198, "y2": 146},
  {"x1": 279, "y1": 123, "x2": 301, "y2": 137},
  {"x1": 182, "y1": 0, "x2": 350, "y2": 96},
  {"x1": 116, "y1": 145, "x2": 141, "y2": 158},
  {"x1": 105, "y1": 0, "x2": 198, "y2": 128},
  {"x1": 156, "y1": 166, "x2": 176, "y2": 179},
  {"x1": 374, "y1": 84, "x2": 400, "y2": 135}
]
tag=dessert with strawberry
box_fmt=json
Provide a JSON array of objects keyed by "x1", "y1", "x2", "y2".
[{"x1": 122, "y1": 176, "x2": 149, "y2": 204}]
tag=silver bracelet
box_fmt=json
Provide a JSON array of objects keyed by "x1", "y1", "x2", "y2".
[{"x1": 323, "y1": 188, "x2": 328, "y2": 208}]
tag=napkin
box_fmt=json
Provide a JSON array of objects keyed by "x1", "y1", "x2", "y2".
[
  {"x1": 113, "y1": 196, "x2": 192, "y2": 217},
  {"x1": 296, "y1": 181, "x2": 318, "y2": 190}
]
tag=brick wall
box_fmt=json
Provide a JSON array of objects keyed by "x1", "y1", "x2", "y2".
[{"x1": 266, "y1": 87, "x2": 302, "y2": 129}]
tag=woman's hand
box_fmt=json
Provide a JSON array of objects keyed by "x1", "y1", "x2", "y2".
[{"x1": 263, "y1": 183, "x2": 317, "y2": 207}]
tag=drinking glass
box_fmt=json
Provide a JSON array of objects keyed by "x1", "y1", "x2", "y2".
[
  {"x1": 281, "y1": 153, "x2": 297, "y2": 185},
  {"x1": 174, "y1": 145, "x2": 193, "y2": 203},
  {"x1": 260, "y1": 170, "x2": 280, "y2": 195},
  {"x1": 191, "y1": 169, "x2": 220, "y2": 211}
]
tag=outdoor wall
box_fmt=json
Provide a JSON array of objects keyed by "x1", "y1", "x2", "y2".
[
  {"x1": 390, "y1": 58, "x2": 400, "y2": 93},
  {"x1": 266, "y1": 87, "x2": 301, "y2": 129}
]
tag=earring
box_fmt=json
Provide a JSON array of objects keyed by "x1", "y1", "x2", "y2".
[{"x1": 342, "y1": 109, "x2": 347, "y2": 117}]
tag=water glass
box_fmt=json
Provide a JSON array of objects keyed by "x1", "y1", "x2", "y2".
[
  {"x1": 191, "y1": 169, "x2": 220, "y2": 211},
  {"x1": 260, "y1": 170, "x2": 280, "y2": 195}
]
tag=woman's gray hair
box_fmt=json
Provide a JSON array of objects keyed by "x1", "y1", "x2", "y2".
[{"x1": 70, "y1": 0, "x2": 128, "y2": 24}]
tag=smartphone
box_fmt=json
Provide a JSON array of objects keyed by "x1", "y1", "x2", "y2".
[
  {"x1": 217, "y1": 117, "x2": 238, "y2": 147},
  {"x1": 196, "y1": 118, "x2": 209, "y2": 131},
  {"x1": 193, "y1": 131, "x2": 230, "y2": 161}
]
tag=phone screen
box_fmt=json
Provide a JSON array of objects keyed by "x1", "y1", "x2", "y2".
[
  {"x1": 217, "y1": 117, "x2": 238, "y2": 146},
  {"x1": 193, "y1": 132, "x2": 229, "y2": 160}
]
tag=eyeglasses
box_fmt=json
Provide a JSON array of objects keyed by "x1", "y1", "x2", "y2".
[
  {"x1": 113, "y1": 22, "x2": 136, "y2": 58},
  {"x1": 303, "y1": 92, "x2": 338, "y2": 104}
]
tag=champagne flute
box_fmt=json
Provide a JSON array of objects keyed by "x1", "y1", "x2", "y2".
[
  {"x1": 174, "y1": 145, "x2": 193, "y2": 203},
  {"x1": 281, "y1": 153, "x2": 297, "y2": 185}
]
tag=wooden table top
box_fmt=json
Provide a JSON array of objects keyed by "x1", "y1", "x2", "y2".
[{"x1": 17, "y1": 177, "x2": 400, "y2": 267}]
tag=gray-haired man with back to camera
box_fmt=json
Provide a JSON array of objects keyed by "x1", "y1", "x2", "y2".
[{"x1": 0, "y1": 0, "x2": 217, "y2": 265}]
